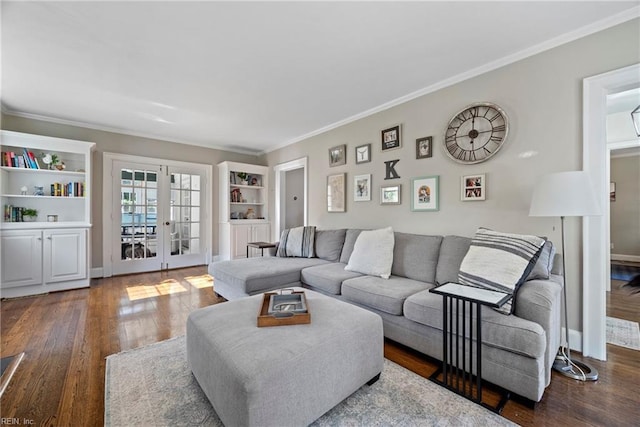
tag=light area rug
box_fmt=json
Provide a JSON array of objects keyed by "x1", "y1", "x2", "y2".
[
  {"x1": 105, "y1": 336, "x2": 517, "y2": 427},
  {"x1": 606, "y1": 316, "x2": 640, "y2": 351}
]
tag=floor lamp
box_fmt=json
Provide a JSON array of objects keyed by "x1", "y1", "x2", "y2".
[{"x1": 529, "y1": 171, "x2": 601, "y2": 381}]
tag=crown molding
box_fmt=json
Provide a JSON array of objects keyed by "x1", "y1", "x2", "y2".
[
  {"x1": 1, "y1": 109, "x2": 262, "y2": 157},
  {"x1": 267, "y1": 7, "x2": 640, "y2": 154}
]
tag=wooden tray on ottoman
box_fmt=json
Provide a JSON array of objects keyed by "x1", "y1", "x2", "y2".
[{"x1": 257, "y1": 291, "x2": 311, "y2": 327}]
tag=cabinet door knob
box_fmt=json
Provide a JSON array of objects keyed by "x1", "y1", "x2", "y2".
[
  {"x1": 47, "y1": 236, "x2": 52, "y2": 240},
  {"x1": 37, "y1": 237, "x2": 42, "y2": 241},
  {"x1": 165, "y1": 221, "x2": 170, "y2": 226}
]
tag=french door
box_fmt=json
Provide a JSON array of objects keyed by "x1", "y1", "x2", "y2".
[{"x1": 109, "y1": 158, "x2": 209, "y2": 276}]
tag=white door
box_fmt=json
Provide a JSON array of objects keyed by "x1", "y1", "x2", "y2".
[
  {"x1": 165, "y1": 166, "x2": 206, "y2": 269},
  {"x1": 111, "y1": 160, "x2": 207, "y2": 275}
]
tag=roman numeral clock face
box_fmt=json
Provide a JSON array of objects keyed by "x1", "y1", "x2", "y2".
[{"x1": 444, "y1": 103, "x2": 509, "y2": 164}]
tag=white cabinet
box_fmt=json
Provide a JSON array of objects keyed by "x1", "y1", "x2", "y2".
[
  {"x1": 1, "y1": 228, "x2": 88, "y2": 297},
  {"x1": 218, "y1": 161, "x2": 270, "y2": 260},
  {"x1": 1, "y1": 131, "x2": 94, "y2": 298}
]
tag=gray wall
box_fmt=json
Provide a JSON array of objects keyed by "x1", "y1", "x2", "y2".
[
  {"x1": 610, "y1": 155, "x2": 640, "y2": 257},
  {"x1": 1, "y1": 114, "x2": 263, "y2": 267},
  {"x1": 284, "y1": 168, "x2": 304, "y2": 229},
  {"x1": 264, "y1": 19, "x2": 640, "y2": 332}
]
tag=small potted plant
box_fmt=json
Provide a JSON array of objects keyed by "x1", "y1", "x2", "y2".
[
  {"x1": 22, "y1": 208, "x2": 38, "y2": 222},
  {"x1": 236, "y1": 172, "x2": 249, "y2": 185}
]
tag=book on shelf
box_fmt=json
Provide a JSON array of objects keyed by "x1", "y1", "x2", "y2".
[{"x1": 1, "y1": 149, "x2": 41, "y2": 169}]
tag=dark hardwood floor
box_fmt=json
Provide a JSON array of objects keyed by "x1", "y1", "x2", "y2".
[{"x1": 1, "y1": 266, "x2": 638, "y2": 426}]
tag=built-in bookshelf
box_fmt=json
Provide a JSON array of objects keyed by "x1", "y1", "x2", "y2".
[{"x1": 0, "y1": 130, "x2": 95, "y2": 298}]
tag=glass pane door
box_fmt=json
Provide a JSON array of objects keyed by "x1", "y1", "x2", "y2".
[
  {"x1": 165, "y1": 168, "x2": 204, "y2": 269},
  {"x1": 113, "y1": 162, "x2": 164, "y2": 275}
]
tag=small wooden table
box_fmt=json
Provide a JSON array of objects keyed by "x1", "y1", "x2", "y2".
[{"x1": 246, "y1": 241, "x2": 276, "y2": 258}]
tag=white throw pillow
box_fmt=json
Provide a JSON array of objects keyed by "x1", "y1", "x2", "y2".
[{"x1": 345, "y1": 227, "x2": 395, "y2": 279}]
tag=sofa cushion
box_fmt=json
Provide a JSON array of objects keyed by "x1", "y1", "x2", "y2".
[
  {"x1": 458, "y1": 228, "x2": 546, "y2": 315},
  {"x1": 339, "y1": 229, "x2": 363, "y2": 264},
  {"x1": 211, "y1": 257, "x2": 329, "y2": 294},
  {"x1": 301, "y1": 263, "x2": 363, "y2": 295},
  {"x1": 391, "y1": 232, "x2": 442, "y2": 283},
  {"x1": 276, "y1": 226, "x2": 316, "y2": 258},
  {"x1": 342, "y1": 275, "x2": 431, "y2": 315},
  {"x1": 526, "y1": 240, "x2": 556, "y2": 281},
  {"x1": 345, "y1": 227, "x2": 395, "y2": 279},
  {"x1": 404, "y1": 289, "x2": 546, "y2": 359},
  {"x1": 314, "y1": 229, "x2": 347, "y2": 262},
  {"x1": 435, "y1": 235, "x2": 472, "y2": 285}
]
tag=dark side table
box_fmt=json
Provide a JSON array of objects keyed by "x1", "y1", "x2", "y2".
[
  {"x1": 246, "y1": 241, "x2": 276, "y2": 258},
  {"x1": 429, "y1": 282, "x2": 512, "y2": 414}
]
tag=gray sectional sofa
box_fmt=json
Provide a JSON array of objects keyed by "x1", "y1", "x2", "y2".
[{"x1": 209, "y1": 228, "x2": 563, "y2": 404}]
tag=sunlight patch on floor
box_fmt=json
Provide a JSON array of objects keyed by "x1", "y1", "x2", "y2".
[
  {"x1": 185, "y1": 274, "x2": 213, "y2": 289},
  {"x1": 126, "y1": 279, "x2": 188, "y2": 301}
]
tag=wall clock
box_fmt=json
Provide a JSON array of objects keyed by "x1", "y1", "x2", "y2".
[{"x1": 444, "y1": 103, "x2": 509, "y2": 164}]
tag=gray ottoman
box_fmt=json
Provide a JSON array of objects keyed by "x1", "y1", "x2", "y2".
[{"x1": 186, "y1": 288, "x2": 384, "y2": 427}]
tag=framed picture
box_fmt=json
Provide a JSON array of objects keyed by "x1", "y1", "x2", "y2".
[
  {"x1": 329, "y1": 144, "x2": 346, "y2": 167},
  {"x1": 610, "y1": 182, "x2": 616, "y2": 202},
  {"x1": 411, "y1": 176, "x2": 439, "y2": 211},
  {"x1": 416, "y1": 136, "x2": 433, "y2": 159},
  {"x1": 327, "y1": 173, "x2": 346, "y2": 212},
  {"x1": 461, "y1": 174, "x2": 486, "y2": 201},
  {"x1": 354, "y1": 174, "x2": 371, "y2": 202},
  {"x1": 381, "y1": 125, "x2": 401, "y2": 151},
  {"x1": 355, "y1": 143, "x2": 371, "y2": 164},
  {"x1": 380, "y1": 184, "x2": 401, "y2": 205}
]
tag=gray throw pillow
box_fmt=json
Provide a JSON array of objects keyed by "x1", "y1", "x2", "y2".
[
  {"x1": 526, "y1": 240, "x2": 556, "y2": 281},
  {"x1": 276, "y1": 226, "x2": 316, "y2": 258}
]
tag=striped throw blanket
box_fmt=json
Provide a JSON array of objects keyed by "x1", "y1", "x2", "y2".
[{"x1": 458, "y1": 228, "x2": 546, "y2": 314}]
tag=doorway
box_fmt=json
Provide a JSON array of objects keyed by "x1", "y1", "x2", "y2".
[
  {"x1": 103, "y1": 153, "x2": 212, "y2": 276},
  {"x1": 274, "y1": 157, "x2": 308, "y2": 240},
  {"x1": 583, "y1": 63, "x2": 640, "y2": 360}
]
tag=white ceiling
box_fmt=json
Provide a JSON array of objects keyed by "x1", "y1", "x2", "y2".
[{"x1": 2, "y1": 1, "x2": 639, "y2": 155}]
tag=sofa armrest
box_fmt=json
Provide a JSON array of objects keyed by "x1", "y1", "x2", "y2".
[{"x1": 515, "y1": 275, "x2": 563, "y2": 386}]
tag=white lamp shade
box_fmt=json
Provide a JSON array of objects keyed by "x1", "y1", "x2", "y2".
[{"x1": 529, "y1": 171, "x2": 602, "y2": 217}]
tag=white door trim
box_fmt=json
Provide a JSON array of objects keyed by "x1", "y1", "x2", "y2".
[
  {"x1": 102, "y1": 152, "x2": 212, "y2": 277},
  {"x1": 273, "y1": 157, "x2": 308, "y2": 241},
  {"x1": 582, "y1": 63, "x2": 640, "y2": 360}
]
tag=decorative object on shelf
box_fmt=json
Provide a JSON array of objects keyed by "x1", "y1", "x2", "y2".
[
  {"x1": 248, "y1": 175, "x2": 260, "y2": 186},
  {"x1": 245, "y1": 208, "x2": 257, "y2": 219},
  {"x1": 54, "y1": 162, "x2": 66, "y2": 171},
  {"x1": 328, "y1": 144, "x2": 346, "y2": 167},
  {"x1": 529, "y1": 170, "x2": 602, "y2": 381},
  {"x1": 327, "y1": 173, "x2": 346, "y2": 212},
  {"x1": 354, "y1": 174, "x2": 371, "y2": 202},
  {"x1": 461, "y1": 174, "x2": 486, "y2": 201},
  {"x1": 41, "y1": 153, "x2": 60, "y2": 170},
  {"x1": 33, "y1": 186, "x2": 45, "y2": 196},
  {"x1": 411, "y1": 176, "x2": 439, "y2": 211},
  {"x1": 380, "y1": 184, "x2": 401, "y2": 205},
  {"x1": 355, "y1": 143, "x2": 371, "y2": 164},
  {"x1": 47, "y1": 214, "x2": 58, "y2": 222},
  {"x1": 444, "y1": 103, "x2": 508, "y2": 164},
  {"x1": 20, "y1": 186, "x2": 28, "y2": 195},
  {"x1": 381, "y1": 125, "x2": 401, "y2": 151},
  {"x1": 631, "y1": 104, "x2": 640, "y2": 137},
  {"x1": 416, "y1": 136, "x2": 433, "y2": 159},
  {"x1": 236, "y1": 172, "x2": 249, "y2": 185},
  {"x1": 22, "y1": 208, "x2": 38, "y2": 222}
]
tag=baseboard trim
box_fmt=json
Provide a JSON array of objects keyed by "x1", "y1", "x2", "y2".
[
  {"x1": 611, "y1": 254, "x2": 640, "y2": 263},
  {"x1": 561, "y1": 327, "x2": 583, "y2": 352},
  {"x1": 91, "y1": 267, "x2": 104, "y2": 278}
]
